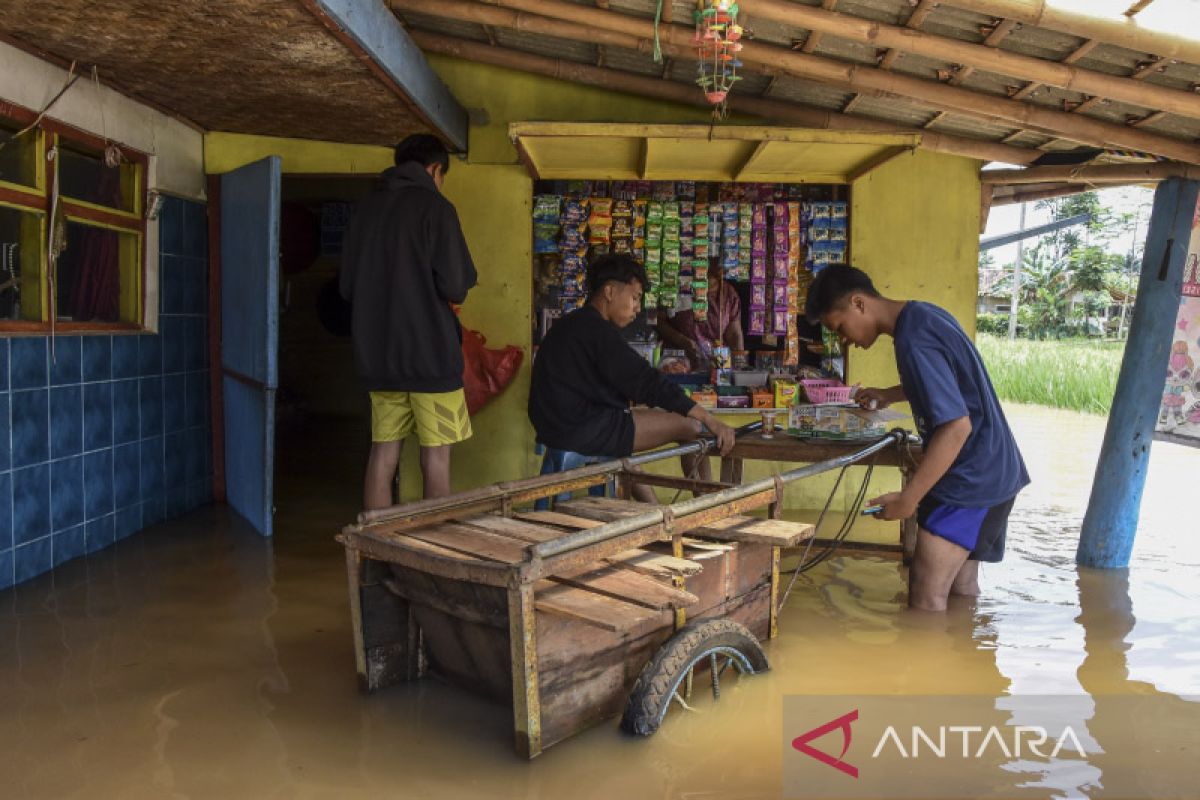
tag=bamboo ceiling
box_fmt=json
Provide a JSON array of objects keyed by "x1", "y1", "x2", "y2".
[
  {"x1": 391, "y1": 0, "x2": 1200, "y2": 173},
  {"x1": 0, "y1": 0, "x2": 438, "y2": 146}
]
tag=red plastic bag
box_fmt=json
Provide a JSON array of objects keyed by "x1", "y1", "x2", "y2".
[{"x1": 461, "y1": 326, "x2": 523, "y2": 415}]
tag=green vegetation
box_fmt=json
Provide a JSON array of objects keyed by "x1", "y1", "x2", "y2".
[{"x1": 976, "y1": 334, "x2": 1123, "y2": 415}]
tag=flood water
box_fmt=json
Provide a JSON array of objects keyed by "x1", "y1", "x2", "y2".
[{"x1": 0, "y1": 404, "x2": 1196, "y2": 799}]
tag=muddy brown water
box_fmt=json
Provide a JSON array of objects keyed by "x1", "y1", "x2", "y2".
[{"x1": 0, "y1": 404, "x2": 1196, "y2": 799}]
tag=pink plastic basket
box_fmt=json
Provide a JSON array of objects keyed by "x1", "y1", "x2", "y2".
[
  {"x1": 806, "y1": 385, "x2": 853, "y2": 404},
  {"x1": 800, "y1": 378, "x2": 838, "y2": 392}
]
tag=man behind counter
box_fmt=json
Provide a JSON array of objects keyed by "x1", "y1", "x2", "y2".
[
  {"x1": 529, "y1": 253, "x2": 736, "y2": 500},
  {"x1": 656, "y1": 256, "x2": 744, "y2": 370}
]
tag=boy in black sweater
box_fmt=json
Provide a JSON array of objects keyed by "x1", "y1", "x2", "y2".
[
  {"x1": 529, "y1": 254, "x2": 735, "y2": 497},
  {"x1": 340, "y1": 135, "x2": 477, "y2": 509}
]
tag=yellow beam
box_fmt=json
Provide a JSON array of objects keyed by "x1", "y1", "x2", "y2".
[
  {"x1": 508, "y1": 122, "x2": 920, "y2": 149},
  {"x1": 204, "y1": 132, "x2": 393, "y2": 175}
]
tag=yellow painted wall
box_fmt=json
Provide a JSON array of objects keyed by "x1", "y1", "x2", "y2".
[{"x1": 204, "y1": 57, "x2": 982, "y2": 533}]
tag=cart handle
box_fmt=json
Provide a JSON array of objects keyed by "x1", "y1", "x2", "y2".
[{"x1": 530, "y1": 429, "x2": 908, "y2": 561}]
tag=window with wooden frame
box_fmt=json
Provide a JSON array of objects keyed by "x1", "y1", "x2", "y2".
[{"x1": 0, "y1": 101, "x2": 148, "y2": 332}]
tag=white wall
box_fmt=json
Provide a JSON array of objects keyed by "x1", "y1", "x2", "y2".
[{"x1": 0, "y1": 40, "x2": 205, "y2": 199}]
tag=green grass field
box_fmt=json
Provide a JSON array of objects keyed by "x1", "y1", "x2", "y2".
[{"x1": 975, "y1": 334, "x2": 1124, "y2": 415}]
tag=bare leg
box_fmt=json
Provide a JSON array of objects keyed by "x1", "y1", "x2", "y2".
[
  {"x1": 949, "y1": 560, "x2": 981, "y2": 597},
  {"x1": 631, "y1": 483, "x2": 659, "y2": 504},
  {"x1": 419, "y1": 445, "x2": 452, "y2": 499},
  {"x1": 632, "y1": 409, "x2": 708, "y2": 495},
  {"x1": 908, "y1": 527, "x2": 971, "y2": 612},
  {"x1": 365, "y1": 440, "x2": 402, "y2": 510}
]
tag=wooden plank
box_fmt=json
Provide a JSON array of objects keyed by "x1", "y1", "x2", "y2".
[
  {"x1": 610, "y1": 550, "x2": 702, "y2": 577},
  {"x1": 681, "y1": 538, "x2": 736, "y2": 552},
  {"x1": 342, "y1": 532, "x2": 514, "y2": 587},
  {"x1": 404, "y1": 523, "x2": 530, "y2": 564},
  {"x1": 534, "y1": 579, "x2": 662, "y2": 632},
  {"x1": 513, "y1": 510, "x2": 604, "y2": 529},
  {"x1": 513, "y1": 510, "x2": 703, "y2": 577},
  {"x1": 689, "y1": 515, "x2": 815, "y2": 547},
  {"x1": 456, "y1": 514, "x2": 566, "y2": 544},
  {"x1": 556, "y1": 497, "x2": 646, "y2": 522},
  {"x1": 552, "y1": 565, "x2": 698, "y2": 611}
]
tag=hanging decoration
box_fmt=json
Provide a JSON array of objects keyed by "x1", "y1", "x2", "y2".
[{"x1": 693, "y1": 0, "x2": 744, "y2": 114}]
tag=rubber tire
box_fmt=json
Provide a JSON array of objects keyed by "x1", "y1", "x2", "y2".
[{"x1": 620, "y1": 619, "x2": 769, "y2": 736}]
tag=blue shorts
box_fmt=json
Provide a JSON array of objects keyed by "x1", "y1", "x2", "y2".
[{"x1": 916, "y1": 496, "x2": 1016, "y2": 563}]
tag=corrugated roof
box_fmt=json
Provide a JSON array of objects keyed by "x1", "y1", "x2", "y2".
[{"x1": 394, "y1": 0, "x2": 1200, "y2": 167}]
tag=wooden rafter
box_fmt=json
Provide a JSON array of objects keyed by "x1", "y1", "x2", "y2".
[
  {"x1": 739, "y1": 0, "x2": 1200, "y2": 117},
  {"x1": 1010, "y1": 38, "x2": 1099, "y2": 101},
  {"x1": 878, "y1": 0, "x2": 938, "y2": 71},
  {"x1": 939, "y1": 0, "x2": 1200, "y2": 64},
  {"x1": 1125, "y1": 0, "x2": 1156, "y2": 17},
  {"x1": 1130, "y1": 110, "x2": 1167, "y2": 127},
  {"x1": 951, "y1": 17, "x2": 1019, "y2": 86},
  {"x1": 800, "y1": 0, "x2": 838, "y2": 54},
  {"x1": 983, "y1": 161, "x2": 1200, "y2": 184},
  {"x1": 451, "y1": 0, "x2": 1200, "y2": 161},
  {"x1": 406, "y1": 29, "x2": 1040, "y2": 164},
  {"x1": 1131, "y1": 56, "x2": 1170, "y2": 80}
]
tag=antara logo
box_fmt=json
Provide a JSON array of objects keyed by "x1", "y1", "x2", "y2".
[
  {"x1": 792, "y1": 709, "x2": 1088, "y2": 779},
  {"x1": 791, "y1": 709, "x2": 859, "y2": 778}
]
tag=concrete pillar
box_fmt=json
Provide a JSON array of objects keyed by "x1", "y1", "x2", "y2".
[{"x1": 1078, "y1": 178, "x2": 1200, "y2": 568}]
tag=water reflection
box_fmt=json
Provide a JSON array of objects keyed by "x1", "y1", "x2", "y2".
[{"x1": 0, "y1": 405, "x2": 1196, "y2": 798}]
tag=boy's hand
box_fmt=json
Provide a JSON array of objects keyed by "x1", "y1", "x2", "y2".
[
  {"x1": 856, "y1": 387, "x2": 893, "y2": 410},
  {"x1": 867, "y1": 491, "x2": 917, "y2": 521},
  {"x1": 702, "y1": 413, "x2": 736, "y2": 456}
]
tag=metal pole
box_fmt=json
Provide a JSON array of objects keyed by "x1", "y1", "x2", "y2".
[
  {"x1": 1007, "y1": 201, "x2": 1026, "y2": 340},
  {"x1": 1078, "y1": 178, "x2": 1200, "y2": 568},
  {"x1": 532, "y1": 431, "x2": 904, "y2": 559}
]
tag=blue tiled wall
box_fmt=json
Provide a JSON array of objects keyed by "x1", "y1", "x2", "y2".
[{"x1": 0, "y1": 195, "x2": 211, "y2": 589}]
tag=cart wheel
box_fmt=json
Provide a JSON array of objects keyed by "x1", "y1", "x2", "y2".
[{"x1": 620, "y1": 619, "x2": 769, "y2": 736}]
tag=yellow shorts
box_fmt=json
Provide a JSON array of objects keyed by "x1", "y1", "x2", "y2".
[{"x1": 369, "y1": 389, "x2": 473, "y2": 447}]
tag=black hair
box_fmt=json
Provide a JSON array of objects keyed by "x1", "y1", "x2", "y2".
[
  {"x1": 587, "y1": 252, "x2": 650, "y2": 298},
  {"x1": 394, "y1": 134, "x2": 450, "y2": 174},
  {"x1": 804, "y1": 263, "x2": 880, "y2": 323}
]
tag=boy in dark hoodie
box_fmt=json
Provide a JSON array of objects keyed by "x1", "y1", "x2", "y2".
[{"x1": 340, "y1": 135, "x2": 478, "y2": 509}]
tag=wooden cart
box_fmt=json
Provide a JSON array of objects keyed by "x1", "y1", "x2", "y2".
[{"x1": 337, "y1": 432, "x2": 904, "y2": 758}]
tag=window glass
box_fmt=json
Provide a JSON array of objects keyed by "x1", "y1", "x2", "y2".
[
  {"x1": 55, "y1": 220, "x2": 138, "y2": 323},
  {"x1": 0, "y1": 205, "x2": 44, "y2": 320},
  {"x1": 58, "y1": 142, "x2": 136, "y2": 212},
  {"x1": 0, "y1": 120, "x2": 38, "y2": 188}
]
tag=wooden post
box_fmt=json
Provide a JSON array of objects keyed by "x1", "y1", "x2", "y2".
[
  {"x1": 1079, "y1": 178, "x2": 1200, "y2": 568},
  {"x1": 769, "y1": 546, "x2": 781, "y2": 639},
  {"x1": 346, "y1": 548, "x2": 368, "y2": 684},
  {"x1": 348, "y1": 550, "x2": 417, "y2": 691},
  {"x1": 508, "y1": 583, "x2": 542, "y2": 758}
]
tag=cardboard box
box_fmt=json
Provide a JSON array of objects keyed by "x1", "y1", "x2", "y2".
[
  {"x1": 788, "y1": 404, "x2": 887, "y2": 438},
  {"x1": 773, "y1": 380, "x2": 799, "y2": 409},
  {"x1": 690, "y1": 388, "x2": 718, "y2": 408},
  {"x1": 751, "y1": 388, "x2": 775, "y2": 408}
]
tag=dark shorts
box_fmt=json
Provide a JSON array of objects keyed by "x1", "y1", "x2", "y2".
[
  {"x1": 917, "y1": 496, "x2": 1016, "y2": 563},
  {"x1": 574, "y1": 407, "x2": 636, "y2": 459}
]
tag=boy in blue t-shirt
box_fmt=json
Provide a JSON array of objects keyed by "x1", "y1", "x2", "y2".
[{"x1": 806, "y1": 265, "x2": 1029, "y2": 612}]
